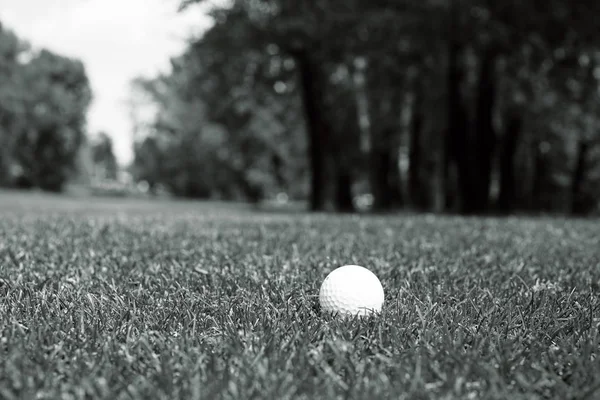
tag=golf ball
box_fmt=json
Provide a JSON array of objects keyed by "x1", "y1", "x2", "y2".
[{"x1": 319, "y1": 265, "x2": 384, "y2": 317}]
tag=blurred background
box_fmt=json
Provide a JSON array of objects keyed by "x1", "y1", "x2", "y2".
[{"x1": 1, "y1": 0, "x2": 599, "y2": 215}]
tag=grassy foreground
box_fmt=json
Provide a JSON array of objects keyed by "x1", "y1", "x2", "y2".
[{"x1": 0, "y1": 191, "x2": 599, "y2": 399}]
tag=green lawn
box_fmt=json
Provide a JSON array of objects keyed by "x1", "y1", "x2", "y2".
[{"x1": 1, "y1": 190, "x2": 599, "y2": 399}]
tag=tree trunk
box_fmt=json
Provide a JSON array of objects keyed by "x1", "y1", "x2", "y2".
[
  {"x1": 329, "y1": 133, "x2": 356, "y2": 213},
  {"x1": 408, "y1": 84, "x2": 426, "y2": 210},
  {"x1": 334, "y1": 169, "x2": 354, "y2": 212},
  {"x1": 327, "y1": 60, "x2": 361, "y2": 213},
  {"x1": 386, "y1": 126, "x2": 403, "y2": 208},
  {"x1": 513, "y1": 137, "x2": 534, "y2": 211},
  {"x1": 531, "y1": 142, "x2": 548, "y2": 211},
  {"x1": 472, "y1": 47, "x2": 498, "y2": 213},
  {"x1": 0, "y1": 149, "x2": 8, "y2": 187},
  {"x1": 570, "y1": 139, "x2": 590, "y2": 215},
  {"x1": 370, "y1": 127, "x2": 402, "y2": 211},
  {"x1": 445, "y1": 23, "x2": 471, "y2": 213},
  {"x1": 496, "y1": 110, "x2": 522, "y2": 214},
  {"x1": 370, "y1": 146, "x2": 390, "y2": 211},
  {"x1": 293, "y1": 49, "x2": 328, "y2": 211}
]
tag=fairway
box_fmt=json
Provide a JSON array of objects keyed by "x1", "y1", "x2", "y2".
[{"x1": 1, "y1": 191, "x2": 599, "y2": 399}]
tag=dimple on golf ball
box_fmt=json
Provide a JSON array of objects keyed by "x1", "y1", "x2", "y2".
[{"x1": 319, "y1": 265, "x2": 384, "y2": 317}]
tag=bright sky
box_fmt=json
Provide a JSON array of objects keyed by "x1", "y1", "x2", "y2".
[{"x1": 0, "y1": 0, "x2": 212, "y2": 165}]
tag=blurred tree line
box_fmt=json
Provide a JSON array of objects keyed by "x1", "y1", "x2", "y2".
[
  {"x1": 4, "y1": 1, "x2": 599, "y2": 215},
  {"x1": 0, "y1": 22, "x2": 93, "y2": 192},
  {"x1": 131, "y1": 0, "x2": 600, "y2": 215}
]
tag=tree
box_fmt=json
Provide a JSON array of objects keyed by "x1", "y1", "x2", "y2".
[
  {"x1": 132, "y1": 136, "x2": 163, "y2": 194},
  {"x1": 91, "y1": 132, "x2": 118, "y2": 180},
  {"x1": 168, "y1": 0, "x2": 600, "y2": 214},
  {"x1": 13, "y1": 49, "x2": 92, "y2": 191},
  {"x1": 496, "y1": 106, "x2": 522, "y2": 214},
  {"x1": 131, "y1": 4, "x2": 307, "y2": 202},
  {"x1": 130, "y1": 74, "x2": 232, "y2": 199},
  {"x1": 177, "y1": 1, "x2": 355, "y2": 210},
  {"x1": 185, "y1": 12, "x2": 306, "y2": 201},
  {"x1": 0, "y1": 22, "x2": 29, "y2": 186},
  {"x1": 433, "y1": 0, "x2": 600, "y2": 214},
  {"x1": 407, "y1": 73, "x2": 431, "y2": 210},
  {"x1": 0, "y1": 23, "x2": 92, "y2": 192}
]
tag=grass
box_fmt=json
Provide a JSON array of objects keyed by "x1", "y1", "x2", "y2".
[{"x1": 0, "y1": 190, "x2": 599, "y2": 399}]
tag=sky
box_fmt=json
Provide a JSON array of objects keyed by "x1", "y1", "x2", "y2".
[{"x1": 0, "y1": 0, "x2": 212, "y2": 165}]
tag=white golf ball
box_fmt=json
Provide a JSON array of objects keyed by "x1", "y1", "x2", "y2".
[{"x1": 319, "y1": 265, "x2": 384, "y2": 317}]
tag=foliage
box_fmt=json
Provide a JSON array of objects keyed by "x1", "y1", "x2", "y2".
[
  {"x1": 127, "y1": 0, "x2": 600, "y2": 213},
  {"x1": 131, "y1": 6, "x2": 306, "y2": 201},
  {"x1": 0, "y1": 23, "x2": 92, "y2": 192},
  {"x1": 0, "y1": 23, "x2": 29, "y2": 186},
  {"x1": 14, "y1": 50, "x2": 92, "y2": 191}
]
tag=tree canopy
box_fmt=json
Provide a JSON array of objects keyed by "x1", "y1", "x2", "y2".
[{"x1": 0, "y1": 22, "x2": 92, "y2": 191}]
